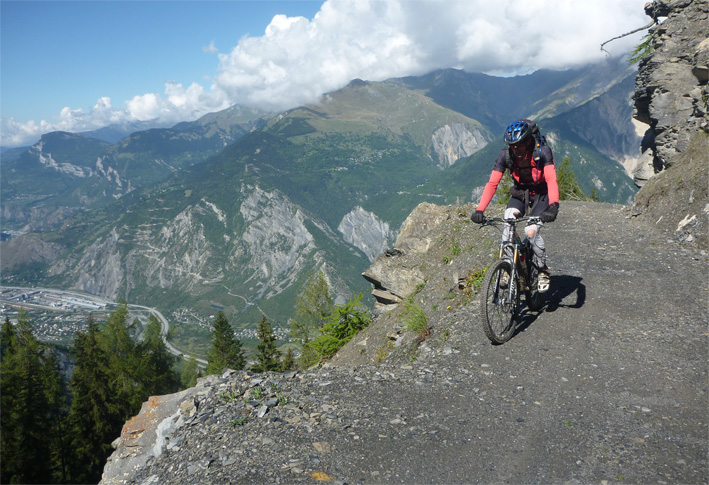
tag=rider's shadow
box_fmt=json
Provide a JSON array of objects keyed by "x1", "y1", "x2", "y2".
[
  {"x1": 514, "y1": 275, "x2": 586, "y2": 335},
  {"x1": 544, "y1": 275, "x2": 586, "y2": 312}
]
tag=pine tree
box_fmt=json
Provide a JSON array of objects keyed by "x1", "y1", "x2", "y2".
[
  {"x1": 0, "y1": 311, "x2": 61, "y2": 484},
  {"x1": 100, "y1": 302, "x2": 141, "y2": 411},
  {"x1": 67, "y1": 317, "x2": 123, "y2": 483},
  {"x1": 180, "y1": 355, "x2": 201, "y2": 388},
  {"x1": 311, "y1": 293, "x2": 371, "y2": 359},
  {"x1": 556, "y1": 157, "x2": 589, "y2": 201},
  {"x1": 252, "y1": 315, "x2": 282, "y2": 373},
  {"x1": 41, "y1": 346, "x2": 70, "y2": 483},
  {"x1": 290, "y1": 271, "x2": 333, "y2": 368},
  {"x1": 1, "y1": 315, "x2": 16, "y2": 360},
  {"x1": 0, "y1": 317, "x2": 16, "y2": 483},
  {"x1": 137, "y1": 314, "x2": 179, "y2": 396},
  {"x1": 590, "y1": 187, "x2": 601, "y2": 202},
  {"x1": 206, "y1": 311, "x2": 245, "y2": 375},
  {"x1": 280, "y1": 348, "x2": 296, "y2": 372}
]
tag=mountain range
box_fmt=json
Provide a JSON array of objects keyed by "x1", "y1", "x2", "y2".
[{"x1": 0, "y1": 58, "x2": 641, "y2": 356}]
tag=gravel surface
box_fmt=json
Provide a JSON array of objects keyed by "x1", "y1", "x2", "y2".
[{"x1": 108, "y1": 201, "x2": 708, "y2": 485}]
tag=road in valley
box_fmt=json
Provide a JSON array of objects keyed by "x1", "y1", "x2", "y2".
[{"x1": 0, "y1": 286, "x2": 207, "y2": 367}]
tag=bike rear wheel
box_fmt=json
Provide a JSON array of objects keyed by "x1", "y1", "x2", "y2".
[
  {"x1": 480, "y1": 259, "x2": 519, "y2": 344},
  {"x1": 525, "y1": 264, "x2": 544, "y2": 311}
]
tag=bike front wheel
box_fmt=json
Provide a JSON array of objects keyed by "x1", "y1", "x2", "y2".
[{"x1": 480, "y1": 259, "x2": 519, "y2": 344}]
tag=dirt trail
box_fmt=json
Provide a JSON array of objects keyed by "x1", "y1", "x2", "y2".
[{"x1": 321, "y1": 202, "x2": 709, "y2": 484}]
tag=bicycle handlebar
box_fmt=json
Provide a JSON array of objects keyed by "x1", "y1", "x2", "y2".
[{"x1": 479, "y1": 216, "x2": 543, "y2": 227}]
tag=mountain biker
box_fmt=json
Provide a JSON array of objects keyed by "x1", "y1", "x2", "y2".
[{"x1": 471, "y1": 120, "x2": 559, "y2": 293}]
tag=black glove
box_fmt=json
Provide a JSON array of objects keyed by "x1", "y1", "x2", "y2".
[
  {"x1": 471, "y1": 210, "x2": 485, "y2": 224},
  {"x1": 509, "y1": 185, "x2": 525, "y2": 201},
  {"x1": 541, "y1": 202, "x2": 559, "y2": 223}
]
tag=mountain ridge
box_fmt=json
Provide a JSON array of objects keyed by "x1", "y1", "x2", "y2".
[{"x1": 2, "y1": 61, "x2": 641, "y2": 353}]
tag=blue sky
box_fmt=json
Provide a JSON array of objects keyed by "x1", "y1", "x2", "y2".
[
  {"x1": 1, "y1": 1, "x2": 321, "y2": 122},
  {"x1": 1, "y1": 0, "x2": 650, "y2": 147}
]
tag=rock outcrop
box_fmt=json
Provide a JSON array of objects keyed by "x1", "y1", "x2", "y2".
[
  {"x1": 0, "y1": 235, "x2": 63, "y2": 273},
  {"x1": 633, "y1": 0, "x2": 708, "y2": 178},
  {"x1": 431, "y1": 123, "x2": 487, "y2": 168},
  {"x1": 632, "y1": 0, "x2": 709, "y2": 248},
  {"x1": 362, "y1": 202, "x2": 465, "y2": 306}
]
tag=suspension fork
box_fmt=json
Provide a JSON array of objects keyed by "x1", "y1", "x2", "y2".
[{"x1": 494, "y1": 242, "x2": 519, "y2": 303}]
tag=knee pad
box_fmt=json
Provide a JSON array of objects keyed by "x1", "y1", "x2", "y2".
[
  {"x1": 504, "y1": 208, "x2": 521, "y2": 219},
  {"x1": 525, "y1": 224, "x2": 538, "y2": 239}
]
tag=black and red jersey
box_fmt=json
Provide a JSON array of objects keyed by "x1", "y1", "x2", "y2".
[{"x1": 476, "y1": 146, "x2": 560, "y2": 212}]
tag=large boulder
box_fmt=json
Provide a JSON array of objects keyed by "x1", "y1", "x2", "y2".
[{"x1": 362, "y1": 203, "x2": 452, "y2": 305}]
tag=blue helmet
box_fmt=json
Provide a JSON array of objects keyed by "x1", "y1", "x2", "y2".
[{"x1": 504, "y1": 120, "x2": 533, "y2": 145}]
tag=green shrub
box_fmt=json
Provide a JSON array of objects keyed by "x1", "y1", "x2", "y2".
[{"x1": 309, "y1": 294, "x2": 371, "y2": 360}]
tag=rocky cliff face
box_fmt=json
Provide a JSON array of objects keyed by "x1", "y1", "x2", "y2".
[
  {"x1": 234, "y1": 185, "x2": 324, "y2": 299},
  {"x1": 633, "y1": 0, "x2": 708, "y2": 178},
  {"x1": 632, "y1": 0, "x2": 709, "y2": 248},
  {"x1": 431, "y1": 123, "x2": 487, "y2": 169},
  {"x1": 337, "y1": 206, "x2": 395, "y2": 262},
  {"x1": 47, "y1": 184, "x2": 369, "y2": 319}
]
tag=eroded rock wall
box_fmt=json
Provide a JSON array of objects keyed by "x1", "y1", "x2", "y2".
[
  {"x1": 632, "y1": 0, "x2": 709, "y2": 248},
  {"x1": 633, "y1": 0, "x2": 709, "y2": 178}
]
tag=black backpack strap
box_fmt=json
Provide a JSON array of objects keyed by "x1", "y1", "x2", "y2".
[{"x1": 532, "y1": 135, "x2": 543, "y2": 162}]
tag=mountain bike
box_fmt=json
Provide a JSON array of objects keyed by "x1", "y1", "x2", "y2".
[{"x1": 478, "y1": 216, "x2": 545, "y2": 344}]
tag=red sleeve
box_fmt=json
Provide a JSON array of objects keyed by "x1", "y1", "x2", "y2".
[
  {"x1": 544, "y1": 164, "x2": 560, "y2": 204},
  {"x1": 476, "y1": 169, "x2": 504, "y2": 212}
]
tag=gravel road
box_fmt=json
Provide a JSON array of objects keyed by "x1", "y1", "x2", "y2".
[{"x1": 316, "y1": 202, "x2": 708, "y2": 484}]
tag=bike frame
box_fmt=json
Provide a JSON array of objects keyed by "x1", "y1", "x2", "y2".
[
  {"x1": 478, "y1": 215, "x2": 545, "y2": 343},
  {"x1": 485, "y1": 216, "x2": 543, "y2": 293}
]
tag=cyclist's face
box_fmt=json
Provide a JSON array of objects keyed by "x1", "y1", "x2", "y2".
[{"x1": 510, "y1": 142, "x2": 528, "y2": 157}]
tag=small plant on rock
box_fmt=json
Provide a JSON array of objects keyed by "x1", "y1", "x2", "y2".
[
  {"x1": 219, "y1": 391, "x2": 239, "y2": 403},
  {"x1": 628, "y1": 32, "x2": 653, "y2": 64},
  {"x1": 232, "y1": 416, "x2": 248, "y2": 427},
  {"x1": 463, "y1": 266, "x2": 488, "y2": 303},
  {"x1": 403, "y1": 298, "x2": 431, "y2": 342}
]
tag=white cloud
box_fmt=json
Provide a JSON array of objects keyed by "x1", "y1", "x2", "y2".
[
  {"x1": 1, "y1": 0, "x2": 650, "y2": 147},
  {"x1": 203, "y1": 40, "x2": 218, "y2": 54}
]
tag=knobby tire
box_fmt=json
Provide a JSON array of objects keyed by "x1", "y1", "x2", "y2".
[
  {"x1": 480, "y1": 259, "x2": 518, "y2": 344},
  {"x1": 525, "y1": 264, "x2": 544, "y2": 311}
]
